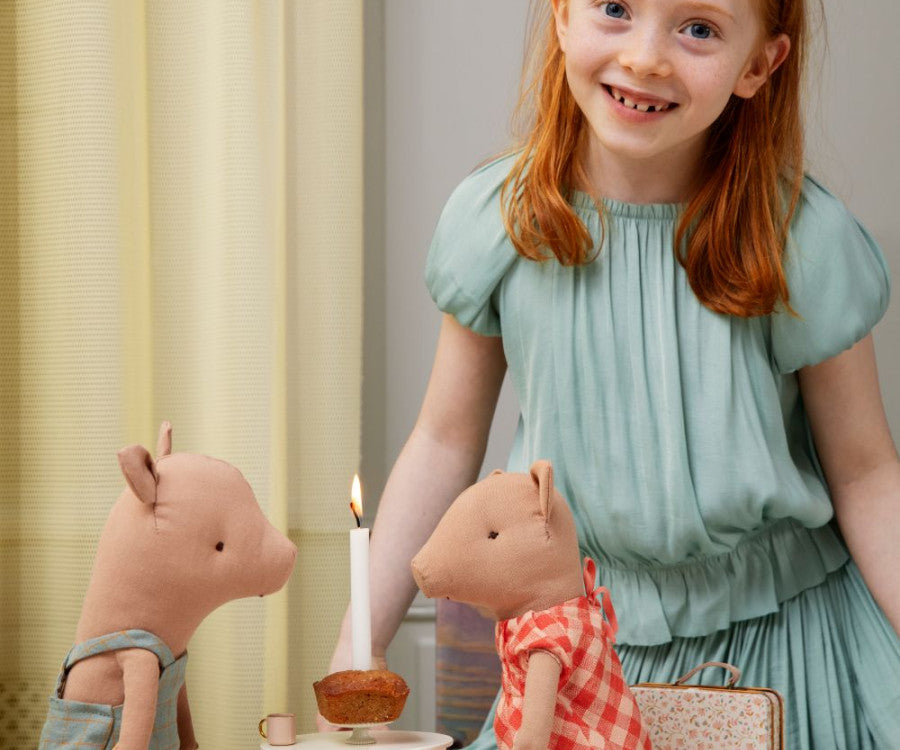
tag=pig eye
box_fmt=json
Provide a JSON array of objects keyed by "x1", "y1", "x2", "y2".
[
  {"x1": 488, "y1": 531, "x2": 499, "y2": 540},
  {"x1": 215, "y1": 541, "x2": 225, "y2": 551}
]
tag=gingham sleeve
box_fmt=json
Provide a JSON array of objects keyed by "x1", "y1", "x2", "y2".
[{"x1": 511, "y1": 610, "x2": 574, "y2": 681}]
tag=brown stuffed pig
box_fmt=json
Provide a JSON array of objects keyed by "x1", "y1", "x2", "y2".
[
  {"x1": 411, "y1": 460, "x2": 651, "y2": 750},
  {"x1": 38, "y1": 422, "x2": 297, "y2": 750}
]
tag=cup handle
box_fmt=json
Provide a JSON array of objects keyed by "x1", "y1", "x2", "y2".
[{"x1": 258, "y1": 718, "x2": 268, "y2": 739}]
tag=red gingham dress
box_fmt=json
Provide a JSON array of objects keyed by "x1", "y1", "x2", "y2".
[{"x1": 494, "y1": 559, "x2": 652, "y2": 750}]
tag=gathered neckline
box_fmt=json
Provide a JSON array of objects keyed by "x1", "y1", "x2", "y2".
[{"x1": 570, "y1": 189, "x2": 684, "y2": 221}]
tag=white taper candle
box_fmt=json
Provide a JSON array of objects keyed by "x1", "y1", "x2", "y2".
[
  {"x1": 350, "y1": 476, "x2": 372, "y2": 670},
  {"x1": 350, "y1": 528, "x2": 372, "y2": 670}
]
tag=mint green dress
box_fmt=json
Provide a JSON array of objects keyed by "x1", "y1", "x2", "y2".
[{"x1": 425, "y1": 154, "x2": 900, "y2": 749}]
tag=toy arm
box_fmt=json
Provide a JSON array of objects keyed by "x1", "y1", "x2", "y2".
[
  {"x1": 114, "y1": 648, "x2": 160, "y2": 750},
  {"x1": 516, "y1": 649, "x2": 562, "y2": 750},
  {"x1": 177, "y1": 681, "x2": 199, "y2": 749}
]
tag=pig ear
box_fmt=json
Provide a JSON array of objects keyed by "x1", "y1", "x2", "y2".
[
  {"x1": 156, "y1": 420, "x2": 172, "y2": 458},
  {"x1": 118, "y1": 445, "x2": 158, "y2": 505},
  {"x1": 530, "y1": 460, "x2": 554, "y2": 522}
]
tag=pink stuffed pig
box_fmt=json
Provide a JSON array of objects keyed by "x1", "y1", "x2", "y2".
[
  {"x1": 38, "y1": 422, "x2": 297, "y2": 750},
  {"x1": 411, "y1": 460, "x2": 651, "y2": 750}
]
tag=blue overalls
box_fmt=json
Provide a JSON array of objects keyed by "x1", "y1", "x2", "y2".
[{"x1": 39, "y1": 629, "x2": 187, "y2": 749}]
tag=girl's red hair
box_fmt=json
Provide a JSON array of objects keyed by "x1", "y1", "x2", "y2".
[{"x1": 501, "y1": 0, "x2": 807, "y2": 317}]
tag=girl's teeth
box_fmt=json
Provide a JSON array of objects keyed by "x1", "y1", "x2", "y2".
[{"x1": 611, "y1": 87, "x2": 670, "y2": 112}]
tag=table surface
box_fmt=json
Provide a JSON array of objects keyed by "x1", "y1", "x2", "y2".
[{"x1": 260, "y1": 730, "x2": 453, "y2": 749}]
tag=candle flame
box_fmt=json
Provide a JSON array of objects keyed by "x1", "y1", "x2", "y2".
[{"x1": 350, "y1": 474, "x2": 362, "y2": 526}]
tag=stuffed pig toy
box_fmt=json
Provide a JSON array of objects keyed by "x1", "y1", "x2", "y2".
[
  {"x1": 411, "y1": 460, "x2": 651, "y2": 750},
  {"x1": 38, "y1": 422, "x2": 297, "y2": 750}
]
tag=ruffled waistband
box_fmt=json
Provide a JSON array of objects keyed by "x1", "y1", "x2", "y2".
[{"x1": 593, "y1": 518, "x2": 849, "y2": 646}]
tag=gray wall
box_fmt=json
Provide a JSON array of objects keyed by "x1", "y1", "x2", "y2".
[{"x1": 364, "y1": 0, "x2": 900, "y2": 505}]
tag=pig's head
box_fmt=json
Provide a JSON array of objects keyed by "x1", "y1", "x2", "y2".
[
  {"x1": 411, "y1": 460, "x2": 584, "y2": 622},
  {"x1": 77, "y1": 422, "x2": 297, "y2": 654}
]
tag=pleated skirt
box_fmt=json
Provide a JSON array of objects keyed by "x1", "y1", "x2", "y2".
[{"x1": 466, "y1": 560, "x2": 900, "y2": 749}]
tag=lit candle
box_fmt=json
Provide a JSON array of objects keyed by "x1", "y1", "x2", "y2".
[{"x1": 349, "y1": 474, "x2": 372, "y2": 670}]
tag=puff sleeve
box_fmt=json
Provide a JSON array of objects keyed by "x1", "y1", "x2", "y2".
[
  {"x1": 425, "y1": 157, "x2": 519, "y2": 336},
  {"x1": 510, "y1": 610, "x2": 573, "y2": 680},
  {"x1": 771, "y1": 177, "x2": 891, "y2": 373}
]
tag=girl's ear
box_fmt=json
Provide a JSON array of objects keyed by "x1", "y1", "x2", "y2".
[
  {"x1": 551, "y1": 0, "x2": 570, "y2": 52},
  {"x1": 734, "y1": 33, "x2": 791, "y2": 99}
]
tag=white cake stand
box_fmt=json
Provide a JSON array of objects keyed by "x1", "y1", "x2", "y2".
[{"x1": 260, "y1": 729, "x2": 453, "y2": 749}]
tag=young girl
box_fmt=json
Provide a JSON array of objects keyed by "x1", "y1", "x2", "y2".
[{"x1": 326, "y1": 0, "x2": 900, "y2": 747}]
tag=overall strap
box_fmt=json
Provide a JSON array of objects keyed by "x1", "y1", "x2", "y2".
[
  {"x1": 582, "y1": 557, "x2": 618, "y2": 644},
  {"x1": 55, "y1": 629, "x2": 177, "y2": 696}
]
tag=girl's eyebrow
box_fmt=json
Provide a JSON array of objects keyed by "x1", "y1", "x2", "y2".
[{"x1": 678, "y1": 1, "x2": 736, "y2": 21}]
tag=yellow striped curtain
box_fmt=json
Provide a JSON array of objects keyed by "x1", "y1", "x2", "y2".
[{"x1": 0, "y1": 1, "x2": 362, "y2": 747}]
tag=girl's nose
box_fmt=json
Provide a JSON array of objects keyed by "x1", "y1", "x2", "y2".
[{"x1": 617, "y1": 30, "x2": 672, "y2": 78}]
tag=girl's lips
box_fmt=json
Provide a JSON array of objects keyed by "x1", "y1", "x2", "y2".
[{"x1": 604, "y1": 85, "x2": 677, "y2": 113}]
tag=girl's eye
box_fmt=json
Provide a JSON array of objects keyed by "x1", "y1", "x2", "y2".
[
  {"x1": 684, "y1": 22, "x2": 715, "y2": 39},
  {"x1": 600, "y1": 2, "x2": 628, "y2": 19}
]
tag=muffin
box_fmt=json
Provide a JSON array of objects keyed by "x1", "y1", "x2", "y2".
[{"x1": 313, "y1": 669, "x2": 410, "y2": 725}]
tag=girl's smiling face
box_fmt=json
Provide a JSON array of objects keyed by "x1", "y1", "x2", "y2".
[{"x1": 552, "y1": 0, "x2": 789, "y2": 198}]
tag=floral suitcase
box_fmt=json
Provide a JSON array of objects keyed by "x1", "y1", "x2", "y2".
[{"x1": 631, "y1": 661, "x2": 784, "y2": 749}]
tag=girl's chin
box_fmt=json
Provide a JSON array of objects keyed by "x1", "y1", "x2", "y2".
[{"x1": 584, "y1": 128, "x2": 708, "y2": 173}]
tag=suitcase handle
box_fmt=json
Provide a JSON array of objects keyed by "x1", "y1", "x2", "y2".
[{"x1": 674, "y1": 661, "x2": 742, "y2": 687}]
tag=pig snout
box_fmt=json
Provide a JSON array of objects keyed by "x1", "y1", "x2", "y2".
[
  {"x1": 410, "y1": 554, "x2": 429, "y2": 595},
  {"x1": 258, "y1": 524, "x2": 297, "y2": 596},
  {"x1": 410, "y1": 547, "x2": 449, "y2": 599}
]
